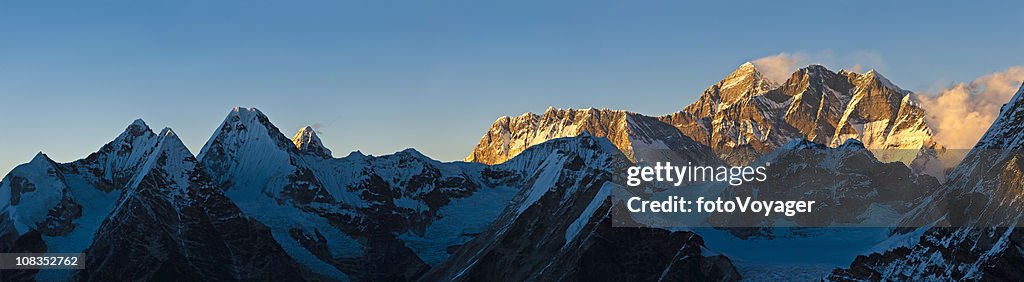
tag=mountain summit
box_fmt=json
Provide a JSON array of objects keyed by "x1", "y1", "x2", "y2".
[
  {"x1": 83, "y1": 126, "x2": 303, "y2": 281},
  {"x1": 688, "y1": 61, "x2": 777, "y2": 115},
  {"x1": 664, "y1": 64, "x2": 938, "y2": 164},
  {"x1": 292, "y1": 126, "x2": 332, "y2": 158},
  {"x1": 468, "y1": 63, "x2": 941, "y2": 166}
]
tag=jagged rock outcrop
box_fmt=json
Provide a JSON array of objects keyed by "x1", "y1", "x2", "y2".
[{"x1": 465, "y1": 108, "x2": 719, "y2": 166}]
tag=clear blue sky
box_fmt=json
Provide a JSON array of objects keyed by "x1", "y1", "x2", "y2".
[{"x1": 2, "y1": 0, "x2": 1023, "y2": 175}]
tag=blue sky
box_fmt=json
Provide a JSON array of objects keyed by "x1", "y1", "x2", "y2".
[{"x1": 2, "y1": 0, "x2": 1023, "y2": 175}]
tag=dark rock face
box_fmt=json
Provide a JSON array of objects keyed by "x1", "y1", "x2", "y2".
[
  {"x1": 708, "y1": 140, "x2": 939, "y2": 238},
  {"x1": 0, "y1": 230, "x2": 46, "y2": 282},
  {"x1": 829, "y1": 227, "x2": 1024, "y2": 281},
  {"x1": 574, "y1": 220, "x2": 740, "y2": 282},
  {"x1": 37, "y1": 193, "x2": 82, "y2": 237},
  {"x1": 1, "y1": 154, "x2": 85, "y2": 239},
  {"x1": 3, "y1": 174, "x2": 82, "y2": 237},
  {"x1": 424, "y1": 137, "x2": 741, "y2": 281}
]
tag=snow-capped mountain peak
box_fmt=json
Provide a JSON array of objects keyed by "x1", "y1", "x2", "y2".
[
  {"x1": 396, "y1": 147, "x2": 429, "y2": 159},
  {"x1": 848, "y1": 68, "x2": 905, "y2": 93},
  {"x1": 0, "y1": 151, "x2": 73, "y2": 235},
  {"x1": 467, "y1": 63, "x2": 941, "y2": 170},
  {"x1": 197, "y1": 107, "x2": 296, "y2": 190},
  {"x1": 127, "y1": 118, "x2": 150, "y2": 133},
  {"x1": 83, "y1": 122, "x2": 307, "y2": 281},
  {"x1": 64, "y1": 119, "x2": 164, "y2": 190},
  {"x1": 292, "y1": 126, "x2": 332, "y2": 158},
  {"x1": 198, "y1": 107, "x2": 294, "y2": 158},
  {"x1": 975, "y1": 82, "x2": 1024, "y2": 150},
  {"x1": 29, "y1": 151, "x2": 51, "y2": 165},
  {"x1": 152, "y1": 127, "x2": 192, "y2": 161},
  {"x1": 159, "y1": 127, "x2": 177, "y2": 139},
  {"x1": 119, "y1": 127, "x2": 197, "y2": 211},
  {"x1": 732, "y1": 61, "x2": 758, "y2": 75},
  {"x1": 112, "y1": 118, "x2": 155, "y2": 147},
  {"x1": 716, "y1": 62, "x2": 776, "y2": 101}
]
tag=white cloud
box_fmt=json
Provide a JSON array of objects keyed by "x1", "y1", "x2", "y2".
[
  {"x1": 751, "y1": 52, "x2": 808, "y2": 83},
  {"x1": 917, "y1": 66, "x2": 1024, "y2": 149},
  {"x1": 750, "y1": 50, "x2": 885, "y2": 83}
]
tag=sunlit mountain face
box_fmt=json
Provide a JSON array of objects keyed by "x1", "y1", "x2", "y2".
[{"x1": 468, "y1": 64, "x2": 942, "y2": 170}]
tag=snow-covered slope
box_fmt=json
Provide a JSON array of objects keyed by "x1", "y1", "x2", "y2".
[
  {"x1": 195, "y1": 107, "x2": 534, "y2": 280},
  {"x1": 81, "y1": 128, "x2": 303, "y2": 281},
  {"x1": 67, "y1": 119, "x2": 164, "y2": 191},
  {"x1": 426, "y1": 135, "x2": 740, "y2": 281},
  {"x1": 0, "y1": 120, "x2": 163, "y2": 281},
  {"x1": 0, "y1": 153, "x2": 80, "y2": 237},
  {"x1": 0, "y1": 109, "x2": 550, "y2": 281},
  {"x1": 187, "y1": 107, "x2": 741, "y2": 281},
  {"x1": 829, "y1": 83, "x2": 1024, "y2": 281}
]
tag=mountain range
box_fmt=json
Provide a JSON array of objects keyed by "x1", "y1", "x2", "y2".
[
  {"x1": 468, "y1": 63, "x2": 941, "y2": 168},
  {"x1": 2, "y1": 62, "x2": 1022, "y2": 281},
  {"x1": 0, "y1": 107, "x2": 736, "y2": 281}
]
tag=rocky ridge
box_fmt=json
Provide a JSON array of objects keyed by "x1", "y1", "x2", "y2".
[{"x1": 468, "y1": 63, "x2": 941, "y2": 167}]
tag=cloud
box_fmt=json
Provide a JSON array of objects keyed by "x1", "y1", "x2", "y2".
[
  {"x1": 751, "y1": 52, "x2": 808, "y2": 83},
  {"x1": 917, "y1": 66, "x2": 1024, "y2": 149},
  {"x1": 750, "y1": 50, "x2": 885, "y2": 83}
]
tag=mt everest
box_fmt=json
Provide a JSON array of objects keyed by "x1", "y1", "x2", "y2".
[{"x1": 468, "y1": 63, "x2": 941, "y2": 168}]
